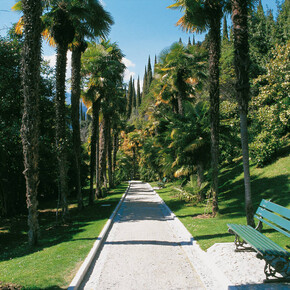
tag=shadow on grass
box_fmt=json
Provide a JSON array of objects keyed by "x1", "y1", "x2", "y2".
[
  {"x1": 219, "y1": 173, "x2": 289, "y2": 218},
  {"x1": 0, "y1": 184, "x2": 128, "y2": 262},
  {"x1": 194, "y1": 231, "x2": 232, "y2": 241}
]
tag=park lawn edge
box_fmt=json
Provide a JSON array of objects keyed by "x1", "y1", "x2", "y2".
[
  {"x1": 152, "y1": 154, "x2": 289, "y2": 251},
  {"x1": 0, "y1": 182, "x2": 128, "y2": 289}
]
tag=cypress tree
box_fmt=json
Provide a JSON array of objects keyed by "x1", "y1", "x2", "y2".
[
  {"x1": 132, "y1": 79, "x2": 136, "y2": 109},
  {"x1": 126, "y1": 76, "x2": 133, "y2": 119},
  {"x1": 223, "y1": 17, "x2": 229, "y2": 40},
  {"x1": 137, "y1": 76, "x2": 141, "y2": 107},
  {"x1": 188, "y1": 36, "x2": 192, "y2": 46},
  {"x1": 147, "y1": 56, "x2": 152, "y2": 92},
  {"x1": 192, "y1": 35, "x2": 195, "y2": 45},
  {"x1": 154, "y1": 55, "x2": 157, "y2": 73},
  {"x1": 142, "y1": 66, "x2": 147, "y2": 98},
  {"x1": 179, "y1": 37, "x2": 182, "y2": 43}
]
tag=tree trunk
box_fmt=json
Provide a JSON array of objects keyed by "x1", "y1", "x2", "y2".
[
  {"x1": 99, "y1": 119, "x2": 108, "y2": 191},
  {"x1": 112, "y1": 131, "x2": 118, "y2": 185},
  {"x1": 132, "y1": 147, "x2": 136, "y2": 179},
  {"x1": 208, "y1": 4, "x2": 222, "y2": 216},
  {"x1": 95, "y1": 110, "x2": 101, "y2": 199},
  {"x1": 231, "y1": 0, "x2": 255, "y2": 227},
  {"x1": 89, "y1": 100, "x2": 100, "y2": 204},
  {"x1": 177, "y1": 93, "x2": 184, "y2": 116},
  {"x1": 20, "y1": 0, "x2": 42, "y2": 246},
  {"x1": 71, "y1": 46, "x2": 83, "y2": 210},
  {"x1": 107, "y1": 118, "x2": 113, "y2": 188},
  {"x1": 197, "y1": 161, "x2": 204, "y2": 188},
  {"x1": 55, "y1": 43, "x2": 69, "y2": 220}
]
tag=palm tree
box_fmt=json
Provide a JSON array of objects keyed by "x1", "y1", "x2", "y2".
[
  {"x1": 20, "y1": 0, "x2": 42, "y2": 246},
  {"x1": 70, "y1": 0, "x2": 113, "y2": 210},
  {"x1": 169, "y1": 0, "x2": 223, "y2": 216},
  {"x1": 82, "y1": 41, "x2": 125, "y2": 198},
  {"x1": 155, "y1": 42, "x2": 207, "y2": 116},
  {"x1": 45, "y1": 1, "x2": 76, "y2": 220},
  {"x1": 231, "y1": 0, "x2": 255, "y2": 226}
]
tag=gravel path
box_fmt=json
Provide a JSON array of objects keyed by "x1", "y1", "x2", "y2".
[
  {"x1": 79, "y1": 181, "x2": 289, "y2": 290},
  {"x1": 81, "y1": 181, "x2": 204, "y2": 290}
]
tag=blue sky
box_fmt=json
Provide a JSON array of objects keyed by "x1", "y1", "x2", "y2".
[{"x1": 0, "y1": 0, "x2": 280, "y2": 85}]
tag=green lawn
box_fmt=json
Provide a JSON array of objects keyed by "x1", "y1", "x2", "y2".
[
  {"x1": 0, "y1": 183, "x2": 128, "y2": 289},
  {"x1": 154, "y1": 154, "x2": 290, "y2": 251}
]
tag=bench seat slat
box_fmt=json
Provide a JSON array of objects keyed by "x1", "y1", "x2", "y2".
[
  {"x1": 227, "y1": 224, "x2": 271, "y2": 254},
  {"x1": 232, "y1": 225, "x2": 287, "y2": 256},
  {"x1": 228, "y1": 224, "x2": 288, "y2": 257},
  {"x1": 239, "y1": 226, "x2": 288, "y2": 255},
  {"x1": 260, "y1": 199, "x2": 290, "y2": 220},
  {"x1": 227, "y1": 224, "x2": 289, "y2": 257},
  {"x1": 256, "y1": 207, "x2": 290, "y2": 234}
]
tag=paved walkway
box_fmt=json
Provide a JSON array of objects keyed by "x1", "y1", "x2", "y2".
[{"x1": 81, "y1": 181, "x2": 205, "y2": 290}]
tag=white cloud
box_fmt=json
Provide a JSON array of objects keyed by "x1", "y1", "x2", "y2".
[
  {"x1": 43, "y1": 51, "x2": 72, "y2": 92},
  {"x1": 124, "y1": 69, "x2": 135, "y2": 83},
  {"x1": 122, "y1": 57, "x2": 136, "y2": 83},
  {"x1": 43, "y1": 50, "x2": 72, "y2": 80},
  {"x1": 100, "y1": 0, "x2": 106, "y2": 7},
  {"x1": 122, "y1": 57, "x2": 135, "y2": 69}
]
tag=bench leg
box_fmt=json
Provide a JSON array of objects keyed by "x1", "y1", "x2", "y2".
[
  {"x1": 262, "y1": 255, "x2": 290, "y2": 282},
  {"x1": 232, "y1": 233, "x2": 253, "y2": 251}
]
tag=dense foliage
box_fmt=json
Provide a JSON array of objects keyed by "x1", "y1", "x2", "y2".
[{"x1": 0, "y1": 0, "x2": 288, "y2": 242}]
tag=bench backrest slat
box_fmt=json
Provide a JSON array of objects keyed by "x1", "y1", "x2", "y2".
[
  {"x1": 255, "y1": 199, "x2": 290, "y2": 238},
  {"x1": 255, "y1": 214, "x2": 290, "y2": 238},
  {"x1": 260, "y1": 199, "x2": 290, "y2": 219}
]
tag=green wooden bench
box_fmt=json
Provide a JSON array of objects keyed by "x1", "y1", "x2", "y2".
[{"x1": 228, "y1": 199, "x2": 290, "y2": 282}]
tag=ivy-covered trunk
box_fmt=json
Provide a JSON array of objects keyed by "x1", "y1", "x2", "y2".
[
  {"x1": 99, "y1": 119, "x2": 108, "y2": 191},
  {"x1": 71, "y1": 45, "x2": 83, "y2": 210},
  {"x1": 21, "y1": 0, "x2": 42, "y2": 246},
  {"x1": 55, "y1": 43, "x2": 69, "y2": 220},
  {"x1": 112, "y1": 131, "x2": 119, "y2": 185},
  {"x1": 207, "y1": 2, "x2": 222, "y2": 216},
  {"x1": 232, "y1": 0, "x2": 255, "y2": 227},
  {"x1": 90, "y1": 99, "x2": 100, "y2": 204},
  {"x1": 95, "y1": 110, "x2": 101, "y2": 199},
  {"x1": 107, "y1": 118, "x2": 113, "y2": 188},
  {"x1": 176, "y1": 72, "x2": 185, "y2": 116}
]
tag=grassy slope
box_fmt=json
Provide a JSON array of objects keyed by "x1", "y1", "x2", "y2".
[
  {"x1": 155, "y1": 154, "x2": 290, "y2": 251},
  {"x1": 0, "y1": 183, "x2": 128, "y2": 289}
]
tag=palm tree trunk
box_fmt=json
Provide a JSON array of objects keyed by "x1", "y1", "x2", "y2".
[
  {"x1": 95, "y1": 109, "x2": 101, "y2": 199},
  {"x1": 55, "y1": 43, "x2": 69, "y2": 220},
  {"x1": 208, "y1": 3, "x2": 222, "y2": 216},
  {"x1": 89, "y1": 100, "x2": 99, "y2": 204},
  {"x1": 112, "y1": 131, "x2": 118, "y2": 185},
  {"x1": 21, "y1": 0, "x2": 42, "y2": 246},
  {"x1": 197, "y1": 161, "x2": 204, "y2": 188},
  {"x1": 99, "y1": 119, "x2": 108, "y2": 192},
  {"x1": 71, "y1": 46, "x2": 83, "y2": 210},
  {"x1": 177, "y1": 93, "x2": 184, "y2": 116},
  {"x1": 231, "y1": 0, "x2": 255, "y2": 227},
  {"x1": 107, "y1": 118, "x2": 113, "y2": 188}
]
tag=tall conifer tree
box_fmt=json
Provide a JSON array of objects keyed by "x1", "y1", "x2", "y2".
[
  {"x1": 137, "y1": 76, "x2": 141, "y2": 106},
  {"x1": 132, "y1": 79, "x2": 136, "y2": 109},
  {"x1": 142, "y1": 66, "x2": 147, "y2": 98},
  {"x1": 223, "y1": 17, "x2": 229, "y2": 40},
  {"x1": 126, "y1": 76, "x2": 133, "y2": 119},
  {"x1": 147, "y1": 55, "x2": 153, "y2": 90}
]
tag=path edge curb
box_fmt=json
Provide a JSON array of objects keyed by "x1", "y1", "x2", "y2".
[
  {"x1": 68, "y1": 182, "x2": 130, "y2": 290},
  {"x1": 149, "y1": 183, "x2": 231, "y2": 290}
]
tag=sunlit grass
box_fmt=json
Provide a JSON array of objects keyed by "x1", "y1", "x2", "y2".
[
  {"x1": 154, "y1": 155, "x2": 290, "y2": 251},
  {"x1": 0, "y1": 183, "x2": 128, "y2": 289}
]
